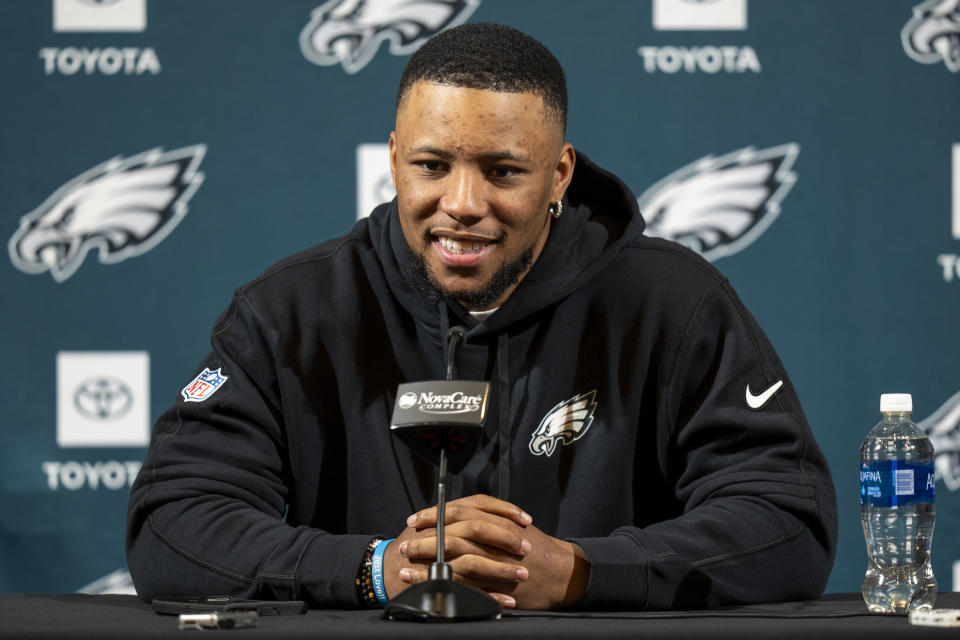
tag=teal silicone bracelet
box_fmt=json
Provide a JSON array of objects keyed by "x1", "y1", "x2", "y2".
[{"x1": 372, "y1": 538, "x2": 394, "y2": 606}]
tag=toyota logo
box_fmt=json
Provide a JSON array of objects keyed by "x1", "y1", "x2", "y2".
[{"x1": 73, "y1": 377, "x2": 133, "y2": 420}]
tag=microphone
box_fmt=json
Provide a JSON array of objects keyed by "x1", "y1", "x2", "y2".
[{"x1": 384, "y1": 327, "x2": 502, "y2": 622}]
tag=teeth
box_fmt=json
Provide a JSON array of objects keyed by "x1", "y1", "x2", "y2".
[{"x1": 439, "y1": 237, "x2": 487, "y2": 255}]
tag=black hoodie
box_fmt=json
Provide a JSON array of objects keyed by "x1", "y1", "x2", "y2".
[{"x1": 126, "y1": 153, "x2": 837, "y2": 610}]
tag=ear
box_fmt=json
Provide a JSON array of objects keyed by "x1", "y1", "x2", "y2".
[
  {"x1": 388, "y1": 131, "x2": 398, "y2": 191},
  {"x1": 551, "y1": 143, "x2": 576, "y2": 202}
]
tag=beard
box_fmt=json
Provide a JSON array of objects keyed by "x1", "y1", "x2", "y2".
[{"x1": 406, "y1": 245, "x2": 535, "y2": 310}]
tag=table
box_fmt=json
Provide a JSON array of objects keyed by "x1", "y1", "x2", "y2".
[{"x1": 1, "y1": 592, "x2": 958, "y2": 638}]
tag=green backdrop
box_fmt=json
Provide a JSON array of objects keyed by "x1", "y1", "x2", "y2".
[{"x1": 1, "y1": 0, "x2": 959, "y2": 597}]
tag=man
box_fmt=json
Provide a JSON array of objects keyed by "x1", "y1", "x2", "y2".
[{"x1": 127, "y1": 23, "x2": 837, "y2": 611}]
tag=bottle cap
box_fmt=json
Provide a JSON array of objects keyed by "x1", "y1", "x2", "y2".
[{"x1": 880, "y1": 393, "x2": 912, "y2": 412}]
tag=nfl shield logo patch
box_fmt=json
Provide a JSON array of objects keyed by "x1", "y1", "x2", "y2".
[{"x1": 181, "y1": 367, "x2": 229, "y2": 403}]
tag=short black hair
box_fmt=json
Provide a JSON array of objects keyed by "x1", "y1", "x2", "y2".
[{"x1": 397, "y1": 23, "x2": 567, "y2": 132}]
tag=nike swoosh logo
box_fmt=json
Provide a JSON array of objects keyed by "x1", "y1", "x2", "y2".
[{"x1": 745, "y1": 379, "x2": 784, "y2": 410}]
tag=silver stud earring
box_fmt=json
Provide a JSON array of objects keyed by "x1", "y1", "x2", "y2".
[{"x1": 549, "y1": 200, "x2": 563, "y2": 219}]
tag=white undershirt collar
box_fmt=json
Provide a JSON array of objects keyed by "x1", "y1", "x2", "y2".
[{"x1": 468, "y1": 307, "x2": 499, "y2": 322}]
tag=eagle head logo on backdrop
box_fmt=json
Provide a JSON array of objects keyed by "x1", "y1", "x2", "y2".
[
  {"x1": 902, "y1": 0, "x2": 960, "y2": 72},
  {"x1": 8, "y1": 145, "x2": 206, "y2": 283},
  {"x1": 922, "y1": 390, "x2": 960, "y2": 492},
  {"x1": 640, "y1": 144, "x2": 799, "y2": 261},
  {"x1": 299, "y1": 0, "x2": 480, "y2": 73}
]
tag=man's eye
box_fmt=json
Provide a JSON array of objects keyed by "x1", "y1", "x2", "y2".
[
  {"x1": 416, "y1": 160, "x2": 446, "y2": 172},
  {"x1": 489, "y1": 166, "x2": 518, "y2": 179}
]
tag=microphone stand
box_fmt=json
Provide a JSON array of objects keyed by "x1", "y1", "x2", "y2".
[
  {"x1": 384, "y1": 327, "x2": 502, "y2": 622},
  {"x1": 433, "y1": 326, "x2": 459, "y2": 578}
]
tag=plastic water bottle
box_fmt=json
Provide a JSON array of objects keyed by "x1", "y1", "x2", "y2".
[{"x1": 860, "y1": 393, "x2": 936, "y2": 614}]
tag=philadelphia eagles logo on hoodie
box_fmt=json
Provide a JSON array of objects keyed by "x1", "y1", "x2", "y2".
[
  {"x1": 902, "y1": 0, "x2": 960, "y2": 72},
  {"x1": 299, "y1": 0, "x2": 480, "y2": 74},
  {"x1": 9, "y1": 145, "x2": 206, "y2": 282},
  {"x1": 529, "y1": 391, "x2": 598, "y2": 457},
  {"x1": 640, "y1": 143, "x2": 799, "y2": 262}
]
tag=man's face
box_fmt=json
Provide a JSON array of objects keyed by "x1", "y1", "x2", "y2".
[{"x1": 390, "y1": 81, "x2": 575, "y2": 310}]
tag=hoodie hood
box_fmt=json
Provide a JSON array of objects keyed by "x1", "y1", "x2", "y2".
[{"x1": 366, "y1": 151, "x2": 645, "y2": 338}]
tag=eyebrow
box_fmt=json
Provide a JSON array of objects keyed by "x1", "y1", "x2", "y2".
[{"x1": 408, "y1": 145, "x2": 531, "y2": 164}]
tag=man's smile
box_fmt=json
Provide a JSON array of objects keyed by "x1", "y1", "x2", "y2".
[{"x1": 432, "y1": 233, "x2": 497, "y2": 267}]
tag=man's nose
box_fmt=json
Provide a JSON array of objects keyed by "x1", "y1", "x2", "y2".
[{"x1": 440, "y1": 168, "x2": 486, "y2": 224}]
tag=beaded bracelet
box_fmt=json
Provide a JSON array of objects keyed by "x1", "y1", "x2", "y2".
[{"x1": 356, "y1": 538, "x2": 382, "y2": 608}]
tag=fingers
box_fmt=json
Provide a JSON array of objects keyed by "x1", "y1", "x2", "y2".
[
  {"x1": 408, "y1": 494, "x2": 533, "y2": 528},
  {"x1": 399, "y1": 535, "x2": 483, "y2": 560},
  {"x1": 486, "y1": 593, "x2": 518, "y2": 609},
  {"x1": 400, "y1": 526, "x2": 531, "y2": 559},
  {"x1": 403, "y1": 554, "x2": 528, "y2": 584},
  {"x1": 395, "y1": 495, "x2": 537, "y2": 610},
  {"x1": 399, "y1": 538, "x2": 529, "y2": 580},
  {"x1": 405, "y1": 496, "x2": 532, "y2": 557},
  {"x1": 398, "y1": 561, "x2": 526, "y2": 609}
]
